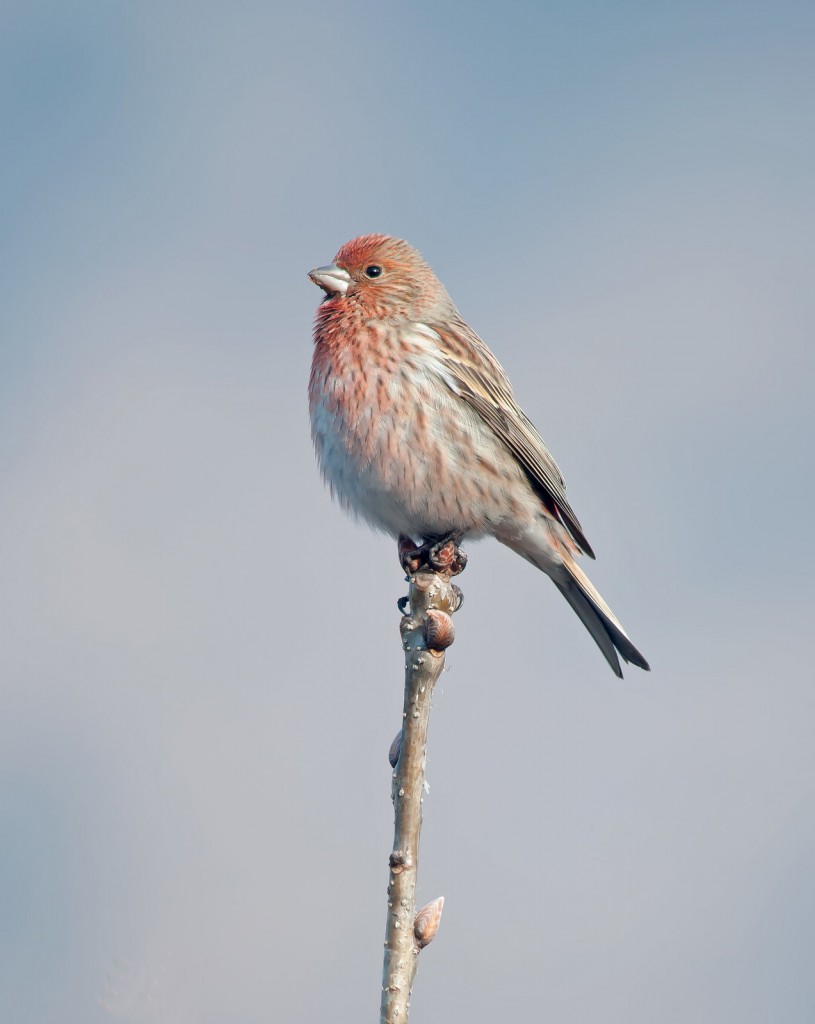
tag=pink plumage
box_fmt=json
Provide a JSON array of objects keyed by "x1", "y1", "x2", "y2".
[{"x1": 308, "y1": 234, "x2": 649, "y2": 677}]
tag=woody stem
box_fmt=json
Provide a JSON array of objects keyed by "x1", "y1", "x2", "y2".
[{"x1": 380, "y1": 559, "x2": 462, "y2": 1024}]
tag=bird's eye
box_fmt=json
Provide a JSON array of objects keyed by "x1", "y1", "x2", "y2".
[{"x1": 365, "y1": 265, "x2": 383, "y2": 278}]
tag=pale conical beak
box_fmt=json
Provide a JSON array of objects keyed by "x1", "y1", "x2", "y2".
[{"x1": 308, "y1": 264, "x2": 352, "y2": 296}]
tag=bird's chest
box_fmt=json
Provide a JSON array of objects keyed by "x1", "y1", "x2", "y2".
[
  {"x1": 310, "y1": 340, "x2": 424, "y2": 482},
  {"x1": 308, "y1": 322, "x2": 505, "y2": 537}
]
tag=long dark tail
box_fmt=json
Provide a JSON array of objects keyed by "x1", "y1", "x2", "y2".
[{"x1": 554, "y1": 560, "x2": 650, "y2": 678}]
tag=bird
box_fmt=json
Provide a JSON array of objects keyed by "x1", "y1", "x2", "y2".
[{"x1": 308, "y1": 234, "x2": 649, "y2": 677}]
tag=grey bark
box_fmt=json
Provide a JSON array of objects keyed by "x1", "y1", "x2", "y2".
[{"x1": 380, "y1": 567, "x2": 461, "y2": 1024}]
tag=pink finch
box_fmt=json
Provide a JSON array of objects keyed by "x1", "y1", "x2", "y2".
[{"x1": 308, "y1": 234, "x2": 649, "y2": 677}]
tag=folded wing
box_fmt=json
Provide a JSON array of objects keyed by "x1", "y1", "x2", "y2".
[{"x1": 426, "y1": 317, "x2": 596, "y2": 558}]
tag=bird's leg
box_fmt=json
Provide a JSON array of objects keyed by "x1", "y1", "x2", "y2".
[{"x1": 397, "y1": 532, "x2": 467, "y2": 577}]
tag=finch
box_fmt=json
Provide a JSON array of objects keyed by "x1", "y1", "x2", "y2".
[{"x1": 308, "y1": 234, "x2": 649, "y2": 677}]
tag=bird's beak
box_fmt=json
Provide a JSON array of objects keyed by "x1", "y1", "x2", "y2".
[{"x1": 308, "y1": 264, "x2": 352, "y2": 297}]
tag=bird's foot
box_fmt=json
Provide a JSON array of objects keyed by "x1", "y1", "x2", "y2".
[
  {"x1": 398, "y1": 533, "x2": 468, "y2": 577},
  {"x1": 429, "y1": 536, "x2": 468, "y2": 575}
]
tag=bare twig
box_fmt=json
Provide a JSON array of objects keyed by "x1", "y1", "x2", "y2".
[{"x1": 380, "y1": 552, "x2": 463, "y2": 1024}]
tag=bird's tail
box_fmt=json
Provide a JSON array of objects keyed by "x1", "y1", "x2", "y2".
[
  {"x1": 499, "y1": 522, "x2": 650, "y2": 677},
  {"x1": 553, "y1": 558, "x2": 650, "y2": 677}
]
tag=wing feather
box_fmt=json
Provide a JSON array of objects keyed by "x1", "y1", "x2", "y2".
[{"x1": 424, "y1": 317, "x2": 596, "y2": 558}]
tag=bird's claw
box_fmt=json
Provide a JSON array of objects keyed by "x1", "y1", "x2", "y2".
[
  {"x1": 397, "y1": 533, "x2": 467, "y2": 577},
  {"x1": 430, "y1": 538, "x2": 467, "y2": 575},
  {"x1": 398, "y1": 535, "x2": 422, "y2": 575}
]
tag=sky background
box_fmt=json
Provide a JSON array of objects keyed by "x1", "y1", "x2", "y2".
[{"x1": 2, "y1": 2, "x2": 814, "y2": 1021}]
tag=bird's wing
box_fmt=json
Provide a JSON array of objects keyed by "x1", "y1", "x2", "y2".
[{"x1": 425, "y1": 317, "x2": 595, "y2": 558}]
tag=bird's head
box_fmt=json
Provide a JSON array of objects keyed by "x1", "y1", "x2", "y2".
[{"x1": 308, "y1": 234, "x2": 454, "y2": 321}]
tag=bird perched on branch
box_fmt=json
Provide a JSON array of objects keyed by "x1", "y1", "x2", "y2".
[{"x1": 308, "y1": 234, "x2": 649, "y2": 677}]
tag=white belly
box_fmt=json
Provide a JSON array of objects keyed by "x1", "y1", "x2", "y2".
[{"x1": 310, "y1": 364, "x2": 533, "y2": 540}]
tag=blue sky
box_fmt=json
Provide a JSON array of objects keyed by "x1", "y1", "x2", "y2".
[{"x1": 2, "y1": 2, "x2": 814, "y2": 1021}]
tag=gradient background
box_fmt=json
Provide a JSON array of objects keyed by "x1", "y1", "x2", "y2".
[{"x1": 2, "y1": 2, "x2": 814, "y2": 1021}]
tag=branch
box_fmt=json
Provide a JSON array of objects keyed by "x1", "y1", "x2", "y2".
[{"x1": 380, "y1": 542, "x2": 464, "y2": 1024}]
